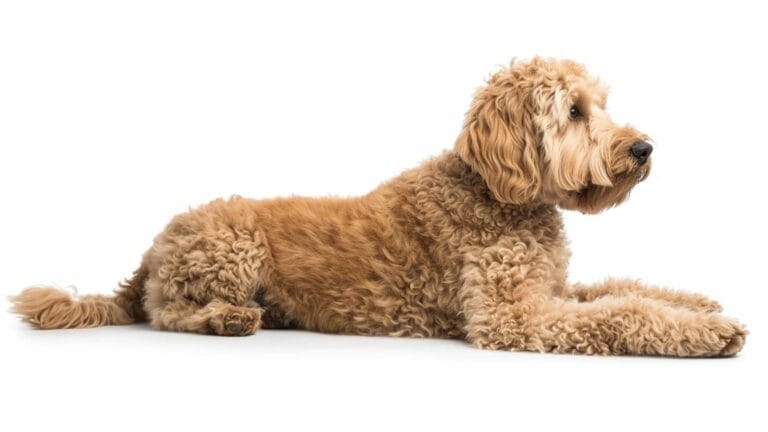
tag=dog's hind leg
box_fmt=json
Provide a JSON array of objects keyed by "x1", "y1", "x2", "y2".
[
  {"x1": 151, "y1": 298, "x2": 263, "y2": 336},
  {"x1": 564, "y1": 278, "x2": 722, "y2": 313},
  {"x1": 143, "y1": 255, "x2": 267, "y2": 336},
  {"x1": 142, "y1": 202, "x2": 271, "y2": 336}
]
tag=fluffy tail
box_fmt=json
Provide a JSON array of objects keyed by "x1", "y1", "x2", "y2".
[{"x1": 10, "y1": 266, "x2": 148, "y2": 329}]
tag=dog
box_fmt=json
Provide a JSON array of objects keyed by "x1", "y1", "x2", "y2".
[{"x1": 11, "y1": 57, "x2": 746, "y2": 356}]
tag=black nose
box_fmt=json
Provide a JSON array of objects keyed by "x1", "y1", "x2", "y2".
[{"x1": 630, "y1": 141, "x2": 653, "y2": 164}]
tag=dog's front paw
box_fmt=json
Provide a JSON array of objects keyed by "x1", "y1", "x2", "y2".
[
  {"x1": 715, "y1": 319, "x2": 747, "y2": 357},
  {"x1": 676, "y1": 315, "x2": 746, "y2": 357},
  {"x1": 703, "y1": 316, "x2": 747, "y2": 357},
  {"x1": 685, "y1": 293, "x2": 723, "y2": 313}
]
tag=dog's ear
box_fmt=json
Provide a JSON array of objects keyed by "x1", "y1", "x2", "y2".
[{"x1": 455, "y1": 90, "x2": 541, "y2": 204}]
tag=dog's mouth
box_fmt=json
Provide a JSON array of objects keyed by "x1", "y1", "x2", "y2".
[
  {"x1": 634, "y1": 168, "x2": 650, "y2": 185},
  {"x1": 577, "y1": 167, "x2": 649, "y2": 196},
  {"x1": 570, "y1": 162, "x2": 650, "y2": 214}
]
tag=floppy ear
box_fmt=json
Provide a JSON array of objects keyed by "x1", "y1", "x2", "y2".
[{"x1": 455, "y1": 91, "x2": 541, "y2": 204}]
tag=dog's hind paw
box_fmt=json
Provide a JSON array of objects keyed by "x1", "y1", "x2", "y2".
[{"x1": 208, "y1": 305, "x2": 262, "y2": 336}]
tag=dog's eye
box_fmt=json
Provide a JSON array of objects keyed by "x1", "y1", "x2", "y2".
[{"x1": 569, "y1": 105, "x2": 582, "y2": 119}]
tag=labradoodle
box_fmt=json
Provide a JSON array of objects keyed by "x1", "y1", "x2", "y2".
[{"x1": 11, "y1": 57, "x2": 746, "y2": 356}]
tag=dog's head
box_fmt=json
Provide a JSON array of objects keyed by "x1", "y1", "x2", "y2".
[{"x1": 455, "y1": 57, "x2": 651, "y2": 214}]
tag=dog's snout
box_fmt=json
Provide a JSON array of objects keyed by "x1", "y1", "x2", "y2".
[{"x1": 630, "y1": 141, "x2": 653, "y2": 164}]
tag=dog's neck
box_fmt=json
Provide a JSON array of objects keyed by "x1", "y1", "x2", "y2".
[
  {"x1": 430, "y1": 150, "x2": 557, "y2": 219},
  {"x1": 374, "y1": 151, "x2": 564, "y2": 248}
]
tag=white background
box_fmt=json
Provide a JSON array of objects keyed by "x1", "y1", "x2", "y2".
[{"x1": 1, "y1": 0, "x2": 766, "y2": 430}]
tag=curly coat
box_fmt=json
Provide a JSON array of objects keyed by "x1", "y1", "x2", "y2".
[{"x1": 11, "y1": 57, "x2": 746, "y2": 357}]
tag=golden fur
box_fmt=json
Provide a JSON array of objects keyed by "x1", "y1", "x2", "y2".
[{"x1": 10, "y1": 57, "x2": 746, "y2": 356}]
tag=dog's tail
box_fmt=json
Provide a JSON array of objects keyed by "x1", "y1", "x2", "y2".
[{"x1": 9, "y1": 266, "x2": 149, "y2": 329}]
